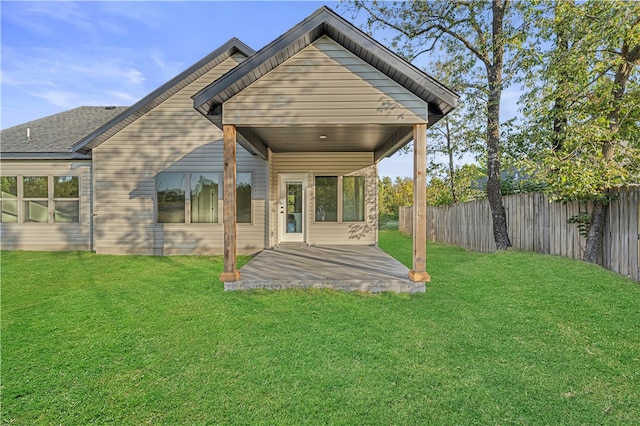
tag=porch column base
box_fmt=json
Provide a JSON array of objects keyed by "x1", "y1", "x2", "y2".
[
  {"x1": 220, "y1": 271, "x2": 241, "y2": 282},
  {"x1": 409, "y1": 270, "x2": 430, "y2": 282}
]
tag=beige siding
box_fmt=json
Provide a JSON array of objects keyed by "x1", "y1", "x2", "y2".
[
  {"x1": 1, "y1": 160, "x2": 92, "y2": 251},
  {"x1": 269, "y1": 152, "x2": 377, "y2": 247},
  {"x1": 224, "y1": 36, "x2": 427, "y2": 126},
  {"x1": 94, "y1": 54, "x2": 267, "y2": 255}
]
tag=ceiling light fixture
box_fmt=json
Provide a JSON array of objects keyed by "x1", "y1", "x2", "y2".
[{"x1": 319, "y1": 135, "x2": 327, "y2": 139}]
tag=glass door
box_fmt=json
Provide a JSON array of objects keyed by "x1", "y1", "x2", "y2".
[
  {"x1": 279, "y1": 174, "x2": 306, "y2": 243},
  {"x1": 286, "y1": 182, "x2": 303, "y2": 235}
]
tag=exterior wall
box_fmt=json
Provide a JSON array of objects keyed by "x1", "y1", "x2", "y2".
[
  {"x1": 269, "y1": 152, "x2": 377, "y2": 247},
  {"x1": 0, "y1": 160, "x2": 92, "y2": 251},
  {"x1": 224, "y1": 36, "x2": 427, "y2": 126},
  {"x1": 93, "y1": 54, "x2": 268, "y2": 255}
]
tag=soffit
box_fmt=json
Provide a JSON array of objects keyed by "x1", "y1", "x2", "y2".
[{"x1": 247, "y1": 125, "x2": 406, "y2": 153}]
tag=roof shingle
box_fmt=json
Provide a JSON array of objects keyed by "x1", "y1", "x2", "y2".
[{"x1": 1, "y1": 106, "x2": 128, "y2": 154}]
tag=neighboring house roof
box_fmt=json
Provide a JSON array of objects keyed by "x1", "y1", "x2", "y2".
[
  {"x1": 0, "y1": 106, "x2": 128, "y2": 159},
  {"x1": 73, "y1": 38, "x2": 255, "y2": 154},
  {"x1": 193, "y1": 6, "x2": 458, "y2": 124}
]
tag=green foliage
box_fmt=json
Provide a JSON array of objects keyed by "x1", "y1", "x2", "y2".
[
  {"x1": 1, "y1": 176, "x2": 17, "y2": 197},
  {"x1": 3, "y1": 241, "x2": 639, "y2": 424},
  {"x1": 498, "y1": 169, "x2": 548, "y2": 196},
  {"x1": 22, "y1": 176, "x2": 47, "y2": 198},
  {"x1": 567, "y1": 211, "x2": 592, "y2": 238},
  {"x1": 426, "y1": 163, "x2": 486, "y2": 206},
  {"x1": 53, "y1": 176, "x2": 79, "y2": 198},
  {"x1": 378, "y1": 176, "x2": 413, "y2": 219},
  {"x1": 517, "y1": 0, "x2": 640, "y2": 202}
]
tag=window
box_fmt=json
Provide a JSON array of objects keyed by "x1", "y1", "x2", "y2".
[
  {"x1": 23, "y1": 176, "x2": 49, "y2": 223},
  {"x1": 157, "y1": 173, "x2": 186, "y2": 223},
  {"x1": 0, "y1": 176, "x2": 18, "y2": 223},
  {"x1": 315, "y1": 176, "x2": 338, "y2": 222},
  {"x1": 191, "y1": 173, "x2": 219, "y2": 223},
  {"x1": 54, "y1": 176, "x2": 79, "y2": 223},
  {"x1": 315, "y1": 175, "x2": 366, "y2": 223},
  {"x1": 157, "y1": 172, "x2": 244, "y2": 224},
  {"x1": 1, "y1": 176, "x2": 80, "y2": 224},
  {"x1": 237, "y1": 173, "x2": 252, "y2": 223},
  {"x1": 343, "y1": 176, "x2": 365, "y2": 222}
]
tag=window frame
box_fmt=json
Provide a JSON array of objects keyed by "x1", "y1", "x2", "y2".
[
  {"x1": 0, "y1": 175, "x2": 81, "y2": 224},
  {"x1": 236, "y1": 171, "x2": 253, "y2": 225},
  {"x1": 342, "y1": 175, "x2": 365, "y2": 222},
  {"x1": 53, "y1": 176, "x2": 80, "y2": 223},
  {"x1": 0, "y1": 176, "x2": 19, "y2": 223},
  {"x1": 156, "y1": 171, "x2": 254, "y2": 225},
  {"x1": 313, "y1": 174, "x2": 367, "y2": 224},
  {"x1": 190, "y1": 172, "x2": 222, "y2": 224}
]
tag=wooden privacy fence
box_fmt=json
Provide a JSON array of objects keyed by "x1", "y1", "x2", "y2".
[{"x1": 399, "y1": 186, "x2": 640, "y2": 281}]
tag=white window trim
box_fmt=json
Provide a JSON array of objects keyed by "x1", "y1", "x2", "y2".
[
  {"x1": 312, "y1": 174, "x2": 367, "y2": 224},
  {"x1": 1, "y1": 175, "x2": 80, "y2": 225}
]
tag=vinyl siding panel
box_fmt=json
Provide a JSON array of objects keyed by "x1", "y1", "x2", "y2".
[
  {"x1": 224, "y1": 36, "x2": 427, "y2": 126},
  {"x1": 0, "y1": 160, "x2": 92, "y2": 250},
  {"x1": 269, "y1": 152, "x2": 377, "y2": 247},
  {"x1": 94, "y1": 55, "x2": 268, "y2": 255}
]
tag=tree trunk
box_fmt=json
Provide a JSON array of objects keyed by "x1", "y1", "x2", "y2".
[
  {"x1": 552, "y1": 3, "x2": 569, "y2": 152},
  {"x1": 584, "y1": 41, "x2": 637, "y2": 263},
  {"x1": 445, "y1": 119, "x2": 457, "y2": 203},
  {"x1": 486, "y1": 88, "x2": 511, "y2": 250},
  {"x1": 583, "y1": 199, "x2": 606, "y2": 263},
  {"x1": 486, "y1": 0, "x2": 511, "y2": 251}
]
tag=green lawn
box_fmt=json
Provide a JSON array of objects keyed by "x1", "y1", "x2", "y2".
[{"x1": 2, "y1": 231, "x2": 639, "y2": 424}]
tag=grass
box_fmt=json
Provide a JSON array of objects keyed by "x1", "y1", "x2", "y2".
[{"x1": 2, "y1": 231, "x2": 639, "y2": 424}]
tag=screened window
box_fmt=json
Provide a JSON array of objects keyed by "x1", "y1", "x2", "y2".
[
  {"x1": 236, "y1": 173, "x2": 252, "y2": 224},
  {"x1": 315, "y1": 176, "x2": 338, "y2": 222},
  {"x1": 343, "y1": 176, "x2": 365, "y2": 222},
  {"x1": 53, "y1": 176, "x2": 79, "y2": 223},
  {"x1": 23, "y1": 176, "x2": 49, "y2": 223},
  {"x1": 191, "y1": 173, "x2": 219, "y2": 223},
  {"x1": 0, "y1": 176, "x2": 18, "y2": 223},
  {"x1": 157, "y1": 173, "x2": 186, "y2": 223}
]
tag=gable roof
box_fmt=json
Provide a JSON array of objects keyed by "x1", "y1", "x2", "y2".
[
  {"x1": 1, "y1": 106, "x2": 128, "y2": 159},
  {"x1": 72, "y1": 38, "x2": 255, "y2": 154},
  {"x1": 193, "y1": 6, "x2": 458, "y2": 125}
]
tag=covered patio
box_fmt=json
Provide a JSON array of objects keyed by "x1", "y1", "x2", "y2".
[
  {"x1": 228, "y1": 244, "x2": 425, "y2": 293},
  {"x1": 192, "y1": 6, "x2": 458, "y2": 291}
]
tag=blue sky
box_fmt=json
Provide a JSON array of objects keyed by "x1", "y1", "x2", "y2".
[{"x1": 1, "y1": 1, "x2": 508, "y2": 178}]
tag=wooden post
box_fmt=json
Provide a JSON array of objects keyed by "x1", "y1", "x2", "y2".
[
  {"x1": 220, "y1": 124, "x2": 240, "y2": 282},
  {"x1": 409, "y1": 123, "x2": 430, "y2": 282}
]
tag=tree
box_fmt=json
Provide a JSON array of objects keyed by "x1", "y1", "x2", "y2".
[
  {"x1": 518, "y1": 0, "x2": 640, "y2": 263},
  {"x1": 426, "y1": 163, "x2": 486, "y2": 206},
  {"x1": 378, "y1": 176, "x2": 413, "y2": 220},
  {"x1": 347, "y1": 0, "x2": 535, "y2": 250},
  {"x1": 426, "y1": 60, "x2": 485, "y2": 204}
]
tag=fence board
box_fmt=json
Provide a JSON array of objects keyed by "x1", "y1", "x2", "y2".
[{"x1": 399, "y1": 186, "x2": 640, "y2": 281}]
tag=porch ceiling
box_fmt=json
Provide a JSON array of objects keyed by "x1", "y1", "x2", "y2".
[{"x1": 245, "y1": 124, "x2": 409, "y2": 153}]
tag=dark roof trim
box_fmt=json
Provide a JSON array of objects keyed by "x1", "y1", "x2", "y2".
[
  {"x1": 72, "y1": 38, "x2": 255, "y2": 154},
  {"x1": 1, "y1": 152, "x2": 92, "y2": 160},
  {"x1": 193, "y1": 6, "x2": 458, "y2": 121}
]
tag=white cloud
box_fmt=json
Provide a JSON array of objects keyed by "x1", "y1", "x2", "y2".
[
  {"x1": 98, "y1": 2, "x2": 166, "y2": 28},
  {"x1": 29, "y1": 89, "x2": 103, "y2": 109},
  {"x1": 105, "y1": 90, "x2": 139, "y2": 105},
  {"x1": 150, "y1": 49, "x2": 186, "y2": 81},
  {"x1": 2, "y1": 45, "x2": 147, "y2": 113}
]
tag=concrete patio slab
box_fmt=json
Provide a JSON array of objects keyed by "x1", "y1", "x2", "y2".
[{"x1": 226, "y1": 245, "x2": 425, "y2": 293}]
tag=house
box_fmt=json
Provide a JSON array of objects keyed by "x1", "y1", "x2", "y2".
[{"x1": 0, "y1": 6, "x2": 457, "y2": 286}]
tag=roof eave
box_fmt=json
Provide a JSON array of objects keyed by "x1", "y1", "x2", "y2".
[{"x1": 1, "y1": 152, "x2": 92, "y2": 160}]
